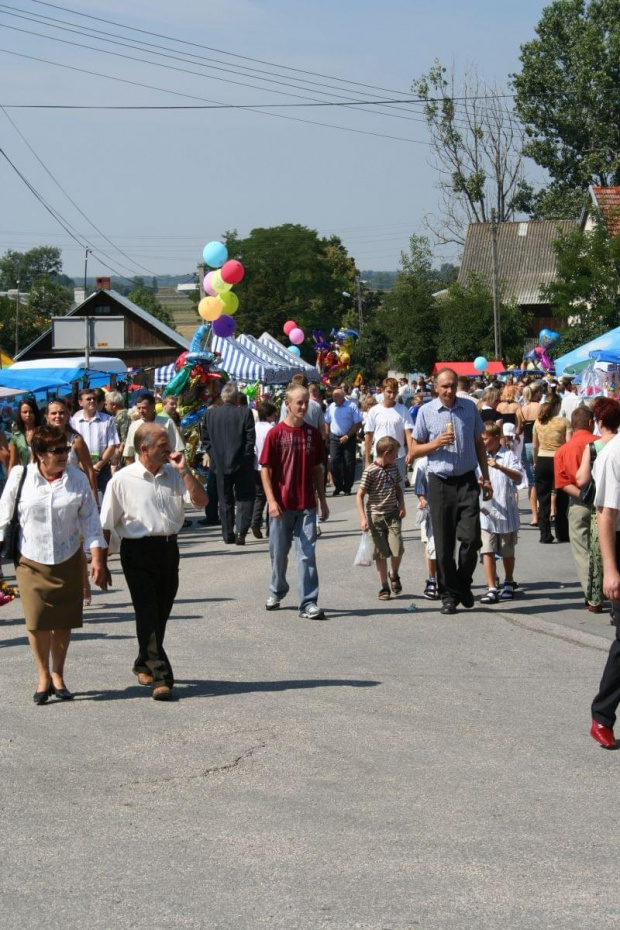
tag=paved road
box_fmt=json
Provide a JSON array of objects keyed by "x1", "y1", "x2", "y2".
[{"x1": 1, "y1": 487, "x2": 618, "y2": 930}]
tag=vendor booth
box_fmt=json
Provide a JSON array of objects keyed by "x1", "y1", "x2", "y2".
[
  {"x1": 209, "y1": 334, "x2": 291, "y2": 384},
  {"x1": 554, "y1": 326, "x2": 620, "y2": 376}
]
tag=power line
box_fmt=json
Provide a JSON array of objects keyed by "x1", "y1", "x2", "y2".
[
  {"x1": 0, "y1": 146, "x2": 145, "y2": 284},
  {"x1": 0, "y1": 47, "x2": 432, "y2": 145},
  {"x1": 0, "y1": 104, "x2": 158, "y2": 277}
]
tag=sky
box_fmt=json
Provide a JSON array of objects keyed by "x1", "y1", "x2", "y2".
[{"x1": 1, "y1": 0, "x2": 551, "y2": 282}]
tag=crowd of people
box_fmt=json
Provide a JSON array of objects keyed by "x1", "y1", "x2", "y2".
[{"x1": 2, "y1": 368, "x2": 620, "y2": 750}]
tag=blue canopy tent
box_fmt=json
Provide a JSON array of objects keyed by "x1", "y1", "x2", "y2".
[
  {"x1": 236, "y1": 334, "x2": 308, "y2": 379},
  {"x1": 257, "y1": 333, "x2": 319, "y2": 376},
  {"x1": 0, "y1": 366, "x2": 126, "y2": 398},
  {"x1": 210, "y1": 334, "x2": 291, "y2": 384},
  {"x1": 554, "y1": 326, "x2": 620, "y2": 375}
]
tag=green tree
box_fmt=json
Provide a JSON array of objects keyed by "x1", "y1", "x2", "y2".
[
  {"x1": 223, "y1": 225, "x2": 358, "y2": 342},
  {"x1": 513, "y1": 0, "x2": 620, "y2": 215},
  {"x1": 0, "y1": 295, "x2": 52, "y2": 356},
  {"x1": 380, "y1": 236, "x2": 439, "y2": 373},
  {"x1": 128, "y1": 287, "x2": 175, "y2": 329},
  {"x1": 28, "y1": 277, "x2": 73, "y2": 317},
  {"x1": 436, "y1": 274, "x2": 530, "y2": 365},
  {"x1": 412, "y1": 61, "x2": 530, "y2": 245},
  {"x1": 0, "y1": 246, "x2": 63, "y2": 289},
  {"x1": 543, "y1": 217, "x2": 620, "y2": 351}
]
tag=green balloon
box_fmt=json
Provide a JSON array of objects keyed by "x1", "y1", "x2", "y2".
[{"x1": 219, "y1": 291, "x2": 239, "y2": 314}]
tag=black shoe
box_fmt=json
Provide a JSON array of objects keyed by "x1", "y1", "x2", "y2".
[
  {"x1": 33, "y1": 685, "x2": 52, "y2": 705},
  {"x1": 460, "y1": 590, "x2": 475, "y2": 609},
  {"x1": 235, "y1": 535, "x2": 246, "y2": 546},
  {"x1": 182, "y1": 519, "x2": 192, "y2": 528},
  {"x1": 50, "y1": 683, "x2": 74, "y2": 701},
  {"x1": 251, "y1": 525, "x2": 263, "y2": 539},
  {"x1": 440, "y1": 600, "x2": 457, "y2": 615},
  {"x1": 332, "y1": 489, "x2": 341, "y2": 497},
  {"x1": 225, "y1": 533, "x2": 236, "y2": 544}
]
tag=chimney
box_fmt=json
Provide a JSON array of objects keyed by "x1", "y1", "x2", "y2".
[
  {"x1": 74, "y1": 286, "x2": 86, "y2": 305},
  {"x1": 96, "y1": 276, "x2": 111, "y2": 291}
]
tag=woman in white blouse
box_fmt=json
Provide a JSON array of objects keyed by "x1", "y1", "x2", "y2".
[{"x1": 0, "y1": 425, "x2": 108, "y2": 704}]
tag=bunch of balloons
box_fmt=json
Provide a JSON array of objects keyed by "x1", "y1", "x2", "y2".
[
  {"x1": 198, "y1": 240, "x2": 245, "y2": 339},
  {"x1": 523, "y1": 328, "x2": 561, "y2": 372},
  {"x1": 163, "y1": 323, "x2": 228, "y2": 466},
  {"x1": 283, "y1": 319, "x2": 305, "y2": 356},
  {"x1": 312, "y1": 328, "x2": 359, "y2": 386}
]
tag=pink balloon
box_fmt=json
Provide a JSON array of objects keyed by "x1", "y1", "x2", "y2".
[
  {"x1": 289, "y1": 327, "x2": 305, "y2": 346},
  {"x1": 283, "y1": 320, "x2": 297, "y2": 336},
  {"x1": 220, "y1": 259, "x2": 245, "y2": 285},
  {"x1": 203, "y1": 271, "x2": 217, "y2": 297}
]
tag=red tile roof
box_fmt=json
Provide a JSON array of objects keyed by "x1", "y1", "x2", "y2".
[{"x1": 591, "y1": 186, "x2": 620, "y2": 237}]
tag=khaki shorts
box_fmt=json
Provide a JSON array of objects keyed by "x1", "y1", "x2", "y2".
[
  {"x1": 368, "y1": 511, "x2": 404, "y2": 560},
  {"x1": 480, "y1": 529, "x2": 518, "y2": 558}
]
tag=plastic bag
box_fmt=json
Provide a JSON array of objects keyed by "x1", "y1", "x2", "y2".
[{"x1": 354, "y1": 531, "x2": 373, "y2": 567}]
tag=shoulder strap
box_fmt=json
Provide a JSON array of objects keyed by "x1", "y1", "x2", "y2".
[
  {"x1": 10, "y1": 466, "x2": 27, "y2": 525},
  {"x1": 589, "y1": 442, "x2": 598, "y2": 464}
]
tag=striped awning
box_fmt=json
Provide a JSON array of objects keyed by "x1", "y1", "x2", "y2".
[
  {"x1": 237, "y1": 333, "x2": 309, "y2": 377},
  {"x1": 154, "y1": 363, "x2": 176, "y2": 386},
  {"x1": 258, "y1": 332, "x2": 319, "y2": 375},
  {"x1": 210, "y1": 335, "x2": 290, "y2": 384}
]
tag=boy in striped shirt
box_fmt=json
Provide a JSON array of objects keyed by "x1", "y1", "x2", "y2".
[{"x1": 356, "y1": 436, "x2": 406, "y2": 600}]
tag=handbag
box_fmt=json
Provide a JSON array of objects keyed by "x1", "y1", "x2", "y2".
[
  {"x1": 1, "y1": 466, "x2": 27, "y2": 561},
  {"x1": 578, "y1": 442, "x2": 598, "y2": 506}
]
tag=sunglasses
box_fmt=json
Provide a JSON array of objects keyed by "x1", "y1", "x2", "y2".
[{"x1": 47, "y1": 446, "x2": 69, "y2": 455}]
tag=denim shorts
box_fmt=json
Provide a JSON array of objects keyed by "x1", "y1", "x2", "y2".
[{"x1": 521, "y1": 443, "x2": 535, "y2": 487}]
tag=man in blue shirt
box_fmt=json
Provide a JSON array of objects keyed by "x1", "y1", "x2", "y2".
[
  {"x1": 325, "y1": 388, "x2": 363, "y2": 496},
  {"x1": 411, "y1": 368, "x2": 492, "y2": 614}
]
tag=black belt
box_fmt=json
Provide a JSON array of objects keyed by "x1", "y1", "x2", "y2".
[
  {"x1": 122, "y1": 534, "x2": 178, "y2": 544},
  {"x1": 429, "y1": 470, "x2": 476, "y2": 485}
]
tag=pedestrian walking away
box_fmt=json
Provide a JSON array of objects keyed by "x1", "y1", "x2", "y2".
[
  {"x1": 100, "y1": 423, "x2": 208, "y2": 701},
  {"x1": 325, "y1": 387, "x2": 362, "y2": 496}
]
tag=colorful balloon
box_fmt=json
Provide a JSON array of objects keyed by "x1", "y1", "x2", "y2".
[
  {"x1": 220, "y1": 259, "x2": 245, "y2": 285},
  {"x1": 203, "y1": 271, "x2": 218, "y2": 297},
  {"x1": 283, "y1": 320, "x2": 297, "y2": 336},
  {"x1": 212, "y1": 314, "x2": 236, "y2": 338},
  {"x1": 203, "y1": 241, "x2": 228, "y2": 268},
  {"x1": 473, "y1": 356, "x2": 488, "y2": 372},
  {"x1": 198, "y1": 296, "x2": 223, "y2": 321},
  {"x1": 289, "y1": 327, "x2": 305, "y2": 345},
  {"x1": 211, "y1": 270, "x2": 233, "y2": 294},
  {"x1": 219, "y1": 291, "x2": 239, "y2": 315},
  {"x1": 289, "y1": 345, "x2": 301, "y2": 357},
  {"x1": 175, "y1": 351, "x2": 188, "y2": 370}
]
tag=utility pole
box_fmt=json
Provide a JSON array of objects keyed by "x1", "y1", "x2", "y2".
[
  {"x1": 355, "y1": 275, "x2": 364, "y2": 331},
  {"x1": 14, "y1": 280, "x2": 19, "y2": 357},
  {"x1": 490, "y1": 209, "x2": 502, "y2": 361},
  {"x1": 83, "y1": 248, "x2": 91, "y2": 297}
]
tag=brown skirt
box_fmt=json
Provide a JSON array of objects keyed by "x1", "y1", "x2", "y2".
[{"x1": 16, "y1": 548, "x2": 83, "y2": 632}]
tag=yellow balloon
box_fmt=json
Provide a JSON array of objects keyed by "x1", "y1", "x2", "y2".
[
  {"x1": 219, "y1": 291, "x2": 239, "y2": 314},
  {"x1": 198, "y1": 296, "x2": 223, "y2": 321},
  {"x1": 339, "y1": 350, "x2": 350, "y2": 366},
  {"x1": 211, "y1": 271, "x2": 233, "y2": 294}
]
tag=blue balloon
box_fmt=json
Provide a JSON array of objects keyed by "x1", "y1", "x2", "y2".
[
  {"x1": 203, "y1": 241, "x2": 228, "y2": 268},
  {"x1": 190, "y1": 324, "x2": 209, "y2": 353},
  {"x1": 473, "y1": 356, "x2": 488, "y2": 372},
  {"x1": 289, "y1": 346, "x2": 301, "y2": 357}
]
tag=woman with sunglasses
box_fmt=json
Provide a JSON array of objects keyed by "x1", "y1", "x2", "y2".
[{"x1": 0, "y1": 425, "x2": 108, "y2": 703}]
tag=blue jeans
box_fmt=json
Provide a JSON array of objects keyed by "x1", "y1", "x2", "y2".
[
  {"x1": 521, "y1": 443, "x2": 535, "y2": 487},
  {"x1": 268, "y1": 508, "x2": 319, "y2": 609}
]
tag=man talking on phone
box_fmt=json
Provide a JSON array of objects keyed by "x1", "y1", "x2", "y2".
[{"x1": 100, "y1": 423, "x2": 207, "y2": 701}]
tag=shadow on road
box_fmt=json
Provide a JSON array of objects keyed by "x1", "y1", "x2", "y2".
[{"x1": 75, "y1": 677, "x2": 381, "y2": 701}]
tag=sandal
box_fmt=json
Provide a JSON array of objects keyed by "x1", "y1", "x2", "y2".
[
  {"x1": 378, "y1": 585, "x2": 391, "y2": 600},
  {"x1": 480, "y1": 588, "x2": 499, "y2": 604},
  {"x1": 389, "y1": 571, "x2": 402, "y2": 595},
  {"x1": 499, "y1": 583, "x2": 515, "y2": 600},
  {"x1": 83, "y1": 586, "x2": 92, "y2": 608}
]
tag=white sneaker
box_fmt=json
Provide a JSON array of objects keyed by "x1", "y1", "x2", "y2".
[
  {"x1": 299, "y1": 603, "x2": 325, "y2": 620},
  {"x1": 265, "y1": 595, "x2": 281, "y2": 611}
]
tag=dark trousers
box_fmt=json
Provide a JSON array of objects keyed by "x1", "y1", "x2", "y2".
[
  {"x1": 554, "y1": 488, "x2": 569, "y2": 542},
  {"x1": 592, "y1": 534, "x2": 620, "y2": 728},
  {"x1": 96, "y1": 462, "x2": 112, "y2": 497},
  {"x1": 216, "y1": 465, "x2": 255, "y2": 541},
  {"x1": 329, "y1": 434, "x2": 357, "y2": 493},
  {"x1": 428, "y1": 471, "x2": 481, "y2": 605},
  {"x1": 535, "y1": 457, "x2": 556, "y2": 543},
  {"x1": 120, "y1": 536, "x2": 179, "y2": 689},
  {"x1": 252, "y1": 471, "x2": 269, "y2": 533},
  {"x1": 204, "y1": 468, "x2": 219, "y2": 524}
]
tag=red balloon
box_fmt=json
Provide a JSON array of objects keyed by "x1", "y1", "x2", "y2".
[
  {"x1": 220, "y1": 259, "x2": 245, "y2": 285},
  {"x1": 176, "y1": 351, "x2": 189, "y2": 370},
  {"x1": 283, "y1": 320, "x2": 297, "y2": 336}
]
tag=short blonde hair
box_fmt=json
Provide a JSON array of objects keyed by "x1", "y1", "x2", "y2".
[{"x1": 285, "y1": 384, "x2": 309, "y2": 405}]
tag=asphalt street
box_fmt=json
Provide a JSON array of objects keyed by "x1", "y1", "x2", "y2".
[{"x1": 1, "y1": 485, "x2": 619, "y2": 930}]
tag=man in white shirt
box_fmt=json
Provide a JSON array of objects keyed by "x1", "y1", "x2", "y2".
[
  {"x1": 364, "y1": 377, "x2": 414, "y2": 482},
  {"x1": 71, "y1": 387, "x2": 119, "y2": 496},
  {"x1": 590, "y1": 434, "x2": 620, "y2": 746},
  {"x1": 559, "y1": 379, "x2": 582, "y2": 420},
  {"x1": 100, "y1": 423, "x2": 207, "y2": 701},
  {"x1": 123, "y1": 392, "x2": 185, "y2": 463}
]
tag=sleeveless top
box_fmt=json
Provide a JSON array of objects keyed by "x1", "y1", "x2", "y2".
[{"x1": 522, "y1": 419, "x2": 536, "y2": 444}]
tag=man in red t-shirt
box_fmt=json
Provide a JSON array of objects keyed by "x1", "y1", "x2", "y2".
[{"x1": 260, "y1": 385, "x2": 329, "y2": 619}]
